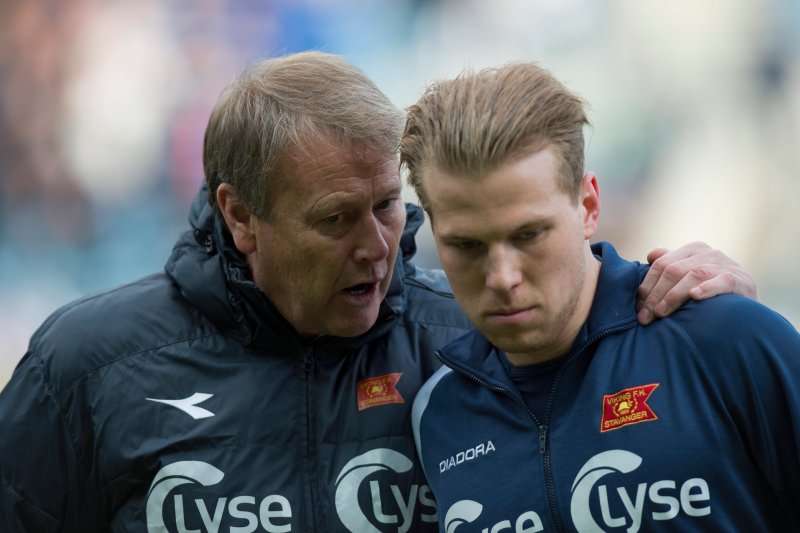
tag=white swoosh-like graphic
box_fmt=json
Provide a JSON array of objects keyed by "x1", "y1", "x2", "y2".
[
  {"x1": 445, "y1": 500, "x2": 483, "y2": 533},
  {"x1": 146, "y1": 392, "x2": 215, "y2": 419}
]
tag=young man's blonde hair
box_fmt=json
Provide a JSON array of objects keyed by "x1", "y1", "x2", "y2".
[
  {"x1": 400, "y1": 62, "x2": 589, "y2": 214},
  {"x1": 204, "y1": 51, "x2": 404, "y2": 219}
]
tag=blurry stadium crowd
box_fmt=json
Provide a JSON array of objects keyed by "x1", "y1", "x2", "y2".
[
  {"x1": 0, "y1": 0, "x2": 413, "y2": 384},
  {"x1": 1, "y1": 0, "x2": 799, "y2": 387}
]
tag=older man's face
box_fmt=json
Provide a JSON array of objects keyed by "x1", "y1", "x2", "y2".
[{"x1": 248, "y1": 142, "x2": 405, "y2": 338}]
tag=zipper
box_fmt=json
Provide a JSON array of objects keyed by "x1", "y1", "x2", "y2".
[
  {"x1": 434, "y1": 351, "x2": 555, "y2": 524},
  {"x1": 542, "y1": 323, "x2": 637, "y2": 531},
  {"x1": 436, "y1": 321, "x2": 636, "y2": 533},
  {"x1": 538, "y1": 425, "x2": 548, "y2": 455},
  {"x1": 301, "y1": 349, "x2": 314, "y2": 463},
  {"x1": 301, "y1": 348, "x2": 320, "y2": 530}
]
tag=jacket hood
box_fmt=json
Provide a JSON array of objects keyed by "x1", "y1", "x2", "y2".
[{"x1": 165, "y1": 184, "x2": 425, "y2": 353}]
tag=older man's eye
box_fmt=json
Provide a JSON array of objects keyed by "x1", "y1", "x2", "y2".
[
  {"x1": 323, "y1": 213, "x2": 344, "y2": 224},
  {"x1": 376, "y1": 198, "x2": 397, "y2": 210}
]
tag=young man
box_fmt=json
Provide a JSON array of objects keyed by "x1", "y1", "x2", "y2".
[
  {"x1": 406, "y1": 62, "x2": 800, "y2": 531},
  {"x1": 0, "y1": 52, "x2": 757, "y2": 532}
]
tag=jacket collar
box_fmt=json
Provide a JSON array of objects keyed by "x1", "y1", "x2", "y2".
[{"x1": 165, "y1": 184, "x2": 422, "y2": 354}]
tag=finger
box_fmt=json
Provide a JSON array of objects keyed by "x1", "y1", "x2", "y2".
[
  {"x1": 638, "y1": 244, "x2": 708, "y2": 305},
  {"x1": 638, "y1": 255, "x2": 696, "y2": 312},
  {"x1": 637, "y1": 242, "x2": 757, "y2": 324},
  {"x1": 688, "y1": 271, "x2": 756, "y2": 300},
  {"x1": 648, "y1": 242, "x2": 712, "y2": 264},
  {"x1": 645, "y1": 247, "x2": 670, "y2": 265},
  {"x1": 637, "y1": 251, "x2": 673, "y2": 307},
  {"x1": 637, "y1": 270, "x2": 696, "y2": 324},
  {"x1": 640, "y1": 266, "x2": 756, "y2": 325},
  {"x1": 637, "y1": 258, "x2": 719, "y2": 323},
  {"x1": 652, "y1": 270, "x2": 712, "y2": 317}
]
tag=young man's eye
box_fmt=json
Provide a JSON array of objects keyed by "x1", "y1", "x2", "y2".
[
  {"x1": 517, "y1": 226, "x2": 548, "y2": 243},
  {"x1": 451, "y1": 240, "x2": 480, "y2": 251}
]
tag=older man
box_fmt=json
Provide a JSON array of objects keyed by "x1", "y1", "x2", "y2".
[
  {"x1": 407, "y1": 62, "x2": 800, "y2": 531},
  {"x1": 0, "y1": 52, "x2": 756, "y2": 532}
]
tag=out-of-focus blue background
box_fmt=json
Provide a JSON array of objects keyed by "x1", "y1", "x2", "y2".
[{"x1": 2, "y1": 0, "x2": 799, "y2": 388}]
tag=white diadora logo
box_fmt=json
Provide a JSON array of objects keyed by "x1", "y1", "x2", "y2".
[
  {"x1": 335, "y1": 448, "x2": 437, "y2": 532},
  {"x1": 439, "y1": 440, "x2": 495, "y2": 473},
  {"x1": 444, "y1": 499, "x2": 543, "y2": 533},
  {"x1": 145, "y1": 461, "x2": 292, "y2": 533},
  {"x1": 146, "y1": 392, "x2": 215, "y2": 419},
  {"x1": 570, "y1": 450, "x2": 711, "y2": 532}
]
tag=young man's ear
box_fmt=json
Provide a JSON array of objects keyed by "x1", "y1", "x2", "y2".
[
  {"x1": 216, "y1": 183, "x2": 257, "y2": 254},
  {"x1": 580, "y1": 172, "x2": 601, "y2": 240}
]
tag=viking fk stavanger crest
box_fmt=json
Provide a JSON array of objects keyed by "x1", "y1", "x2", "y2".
[
  {"x1": 357, "y1": 373, "x2": 404, "y2": 411},
  {"x1": 600, "y1": 383, "x2": 659, "y2": 432}
]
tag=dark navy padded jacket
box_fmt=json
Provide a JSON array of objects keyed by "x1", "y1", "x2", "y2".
[
  {"x1": 413, "y1": 242, "x2": 800, "y2": 532},
  {"x1": 0, "y1": 189, "x2": 471, "y2": 532}
]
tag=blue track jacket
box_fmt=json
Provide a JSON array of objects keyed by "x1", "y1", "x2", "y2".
[{"x1": 412, "y1": 242, "x2": 800, "y2": 532}]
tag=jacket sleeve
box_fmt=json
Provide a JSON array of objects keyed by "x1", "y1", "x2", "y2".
[
  {"x1": 734, "y1": 309, "x2": 800, "y2": 502},
  {"x1": 678, "y1": 296, "x2": 800, "y2": 514},
  {"x1": 0, "y1": 351, "x2": 88, "y2": 532}
]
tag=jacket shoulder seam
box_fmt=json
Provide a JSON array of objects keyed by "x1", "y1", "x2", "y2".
[{"x1": 64, "y1": 332, "x2": 224, "y2": 394}]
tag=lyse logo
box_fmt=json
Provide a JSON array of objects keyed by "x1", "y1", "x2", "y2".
[
  {"x1": 171, "y1": 494, "x2": 291, "y2": 533},
  {"x1": 145, "y1": 461, "x2": 292, "y2": 533},
  {"x1": 444, "y1": 500, "x2": 543, "y2": 533},
  {"x1": 366, "y1": 481, "x2": 437, "y2": 532},
  {"x1": 335, "y1": 448, "x2": 437, "y2": 533},
  {"x1": 570, "y1": 450, "x2": 710, "y2": 532}
]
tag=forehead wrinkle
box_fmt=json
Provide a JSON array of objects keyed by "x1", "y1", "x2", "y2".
[
  {"x1": 282, "y1": 139, "x2": 400, "y2": 216},
  {"x1": 308, "y1": 172, "x2": 401, "y2": 214},
  {"x1": 309, "y1": 185, "x2": 368, "y2": 213},
  {"x1": 289, "y1": 139, "x2": 396, "y2": 174}
]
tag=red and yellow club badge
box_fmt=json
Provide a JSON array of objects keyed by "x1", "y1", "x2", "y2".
[
  {"x1": 600, "y1": 383, "x2": 659, "y2": 432},
  {"x1": 357, "y1": 373, "x2": 404, "y2": 411}
]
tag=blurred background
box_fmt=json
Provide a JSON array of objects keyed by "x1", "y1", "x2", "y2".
[{"x1": 1, "y1": 0, "x2": 798, "y2": 389}]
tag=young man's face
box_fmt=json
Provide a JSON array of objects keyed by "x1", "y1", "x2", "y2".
[
  {"x1": 426, "y1": 146, "x2": 600, "y2": 364},
  {"x1": 235, "y1": 142, "x2": 405, "y2": 338}
]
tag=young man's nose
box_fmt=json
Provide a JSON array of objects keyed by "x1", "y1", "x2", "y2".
[{"x1": 485, "y1": 245, "x2": 522, "y2": 292}]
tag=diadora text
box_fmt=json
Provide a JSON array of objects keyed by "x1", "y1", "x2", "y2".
[{"x1": 440, "y1": 440, "x2": 496, "y2": 473}]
